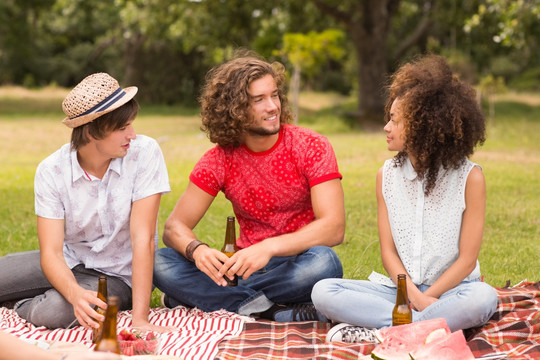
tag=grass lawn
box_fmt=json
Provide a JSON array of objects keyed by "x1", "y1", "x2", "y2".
[{"x1": 0, "y1": 86, "x2": 538, "y2": 307}]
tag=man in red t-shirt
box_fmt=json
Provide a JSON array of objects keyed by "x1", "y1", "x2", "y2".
[{"x1": 153, "y1": 53, "x2": 345, "y2": 322}]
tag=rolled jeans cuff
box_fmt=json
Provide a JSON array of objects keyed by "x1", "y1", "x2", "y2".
[{"x1": 237, "y1": 292, "x2": 274, "y2": 316}]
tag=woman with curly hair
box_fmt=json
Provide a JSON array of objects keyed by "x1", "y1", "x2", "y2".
[
  {"x1": 153, "y1": 52, "x2": 345, "y2": 322},
  {"x1": 312, "y1": 54, "x2": 498, "y2": 343}
]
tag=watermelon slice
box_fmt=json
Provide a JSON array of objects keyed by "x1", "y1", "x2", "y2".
[
  {"x1": 371, "y1": 334, "x2": 414, "y2": 360},
  {"x1": 371, "y1": 319, "x2": 451, "y2": 360},
  {"x1": 409, "y1": 330, "x2": 475, "y2": 360},
  {"x1": 374, "y1": 318, "x2": 450, "y2": 343}
]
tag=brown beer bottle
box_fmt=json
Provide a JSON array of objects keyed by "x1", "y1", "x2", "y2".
[
  {"x1": 94, "y1": 296, "x2": 120, "y2": 354},
  {"x1": 92, "y1": 275, "x2": 108, "y2": 343},
  {"x1": 392, "y1": 274, "x2": 412, "y2": 326},
  {"x1": 220, "y1": 216, "x2": 238, "y2": 286}
]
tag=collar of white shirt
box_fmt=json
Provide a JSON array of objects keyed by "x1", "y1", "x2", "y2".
[{"x1": 70, "y1": 150, "x2": 123, "y2": 182}]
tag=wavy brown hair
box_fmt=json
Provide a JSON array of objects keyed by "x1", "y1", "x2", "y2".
[
  {"x1": 199, "y1": 53, "x2": 293, "y2": 147},
  {"x1": 385, "y1": 54, "x2": 486, "y2": 195}
]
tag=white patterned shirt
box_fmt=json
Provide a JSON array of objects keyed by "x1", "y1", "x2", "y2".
[
  {"x1": 370, "y1": 157, "x2": 481, "y2": 287},
  {"x1": 34, "y1": 135, "x2": 170, "y2": 286}
]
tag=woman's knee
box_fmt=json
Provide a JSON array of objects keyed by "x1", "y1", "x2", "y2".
[
  {"x1": 455, "y1": 282, "x2": 498, "y2": 324},
  {"x1": 311, "y1": 278, "x2": 338, "y2": 306},
  {"x1": 473, "y1": 283, "x2": 498, "y2": 319}
]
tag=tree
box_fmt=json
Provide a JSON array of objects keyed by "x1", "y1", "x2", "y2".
[
  {"x1": 309, "y1": 0, "x2": 438, "y2": 124},
  {"x1": 478, "y1": 74, "x2": 506, "y2": 119},
  {"x1": 111, "y1": 0, "x2": 289, "y2": 103},
  {"x1": 278, "y1": 29, "x2": 346, "y2": 123},
  {"x1": 464, "y1": 0, "x2": 540, "y2": 86},
  {"x1": 0, "y1": 0, "x2": 56, "y2": 85}
]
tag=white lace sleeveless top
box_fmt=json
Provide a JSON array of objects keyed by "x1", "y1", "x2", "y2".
[{"x1": 376, "y1": 157, "x2": 481, "y2": 286}]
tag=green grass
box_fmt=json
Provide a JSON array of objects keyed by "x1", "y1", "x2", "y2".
[{"x1": 0, "y1": 87, "x2": 538, "y2": 308}]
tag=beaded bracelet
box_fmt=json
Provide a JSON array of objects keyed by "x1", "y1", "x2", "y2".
[{"x1": 185, "y1": 239, "x2": 209, "y2": 262}]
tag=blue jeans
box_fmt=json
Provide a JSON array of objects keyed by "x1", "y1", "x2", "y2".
[
  {"x1": 153, "y1": 246, "x2": 343, "y2": 316},
  {"x1": 311, "y1": 277, "x2": 498, "y2": 332},
  {"x1": 0, "y1": 250, "x2": 132, "y2": 328}
]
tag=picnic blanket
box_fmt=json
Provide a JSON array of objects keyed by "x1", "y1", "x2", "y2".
[
  {"x1": 466, "y1": 280, "x2": 540, "y2": 359},
  {"x1": 1, "y1": 280, "x2": 538, "y2": 359},
  {"x1": 216, "y1": 280, "x2": 540, "y2": 359}
]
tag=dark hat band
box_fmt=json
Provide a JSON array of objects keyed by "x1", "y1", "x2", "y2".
[{"x1": 72, "y1": 88, "x2": 126, "y2": 120}]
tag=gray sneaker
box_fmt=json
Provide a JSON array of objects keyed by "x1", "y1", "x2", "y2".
[{"x1": 325, "y1": 323, "x2": 377, "y2": 343}]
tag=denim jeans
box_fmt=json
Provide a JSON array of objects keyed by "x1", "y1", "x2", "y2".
[
  {"x1": 311, "y1": 277, "x2": 498, "y2": 332},
  {"x1": 0, "y1": 250, "x2": 132, "y2": 329},
  {"x1": 153, "y1": 246, "x2": 343, "y2": 316}
]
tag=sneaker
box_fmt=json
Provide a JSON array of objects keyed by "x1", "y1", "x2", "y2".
[
  {"x1": 259, "y1": 303, "x2": 329, "y2": 322},
  {"x1": 325, "y1": 323, "x2": 377, "y2": 343}
]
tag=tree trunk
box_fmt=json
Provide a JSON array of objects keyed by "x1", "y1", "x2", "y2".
[
  {"x1": 310, "y1": 0, "x2": 436, "y2": 127},
  {"x1": 310, "y1": 0, "x2": 400, "y2": 126},
  {"x1": 348, "y1": 1, "x2": 394, "y2": 124},
  {"x1": 123, "y1": 32, "x2": 146, "y2": 88},
  {"x1": 350, "y1": 21, "x2": 388, "y2": 122}
]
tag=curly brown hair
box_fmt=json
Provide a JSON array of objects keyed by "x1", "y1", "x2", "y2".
[
  {"x1": 199, "y1": 53, "x2": 293, "y2": 147},
  {"x1": 385, "y1": 54, "x2": 486, "y2": 195}
]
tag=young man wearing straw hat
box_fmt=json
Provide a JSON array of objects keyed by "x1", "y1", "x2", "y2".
[
  {"x1": 0, "y1": 73, "x2": 171, "y2": 331},
  {"x1": 153, "y1": 54, "x2": 345, "y2": 322}
]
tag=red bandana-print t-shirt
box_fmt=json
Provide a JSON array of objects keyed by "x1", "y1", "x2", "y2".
[{"x1": 189, "y1": 124, "x2": 342, "y2": 249}]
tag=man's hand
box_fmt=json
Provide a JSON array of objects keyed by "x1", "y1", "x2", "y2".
[
  {"x1": 192, "y1": 242, "x2": 272, "y2": 286},
  {"x1": 70, "y1": 288, "x2": 107, "y2": 329},
  {"x1": 218, "y1": 242, "x2": 272, "y2": 283},
  {"x1": 192, "y1": 245, "x2": 233, "y2": 286}
]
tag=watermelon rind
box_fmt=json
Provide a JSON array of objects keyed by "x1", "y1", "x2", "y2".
[
  {"x1": 424, "y1": 328, "x2": 449, "y2": 344},
  {"x1": 371, "y1": 334, "x2": 414, "y2": 360}
]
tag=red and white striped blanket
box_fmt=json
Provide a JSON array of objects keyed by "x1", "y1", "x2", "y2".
[{"x1": 0, "y1": 306, "x2": 246, "y2": 360}]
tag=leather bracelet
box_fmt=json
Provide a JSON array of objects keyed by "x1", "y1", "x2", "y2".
[{"x1": 185, "y1": 239, "x2": 209, "y2": 262}]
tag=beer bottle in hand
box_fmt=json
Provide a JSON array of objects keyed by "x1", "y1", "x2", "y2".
[
  {"x1": 220, "y1": 216, "x2": 238, "y2": 286},
  {"x1": 94, "y1": 296, "x2": 120, "y2": 354},
  {"x1": 392, "y1": 274, "x2": 412, "y2": 326},
  {"x1": 92, "y1": 275, "x2": 108, "y2": 343}
]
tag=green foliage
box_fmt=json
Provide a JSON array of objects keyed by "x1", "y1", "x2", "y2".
[
  {"x1": 465, "y1": 0, "x2": 540, "y2": 50},
  {"x1": 464, "y1": 0, "x2": 540, "y2": 82},
  {"x1": 2, "y1": 0, "x2": 540, "y2": 112},
  {"x1": 509, "y1": 67, "x2": 540, "y2": 91},
  {"x1": 479, "y1": 75, "x2": 506, "y2": 96},
  {"x1": 280, "y1": 29, "x2": 346, "y2": 78}
]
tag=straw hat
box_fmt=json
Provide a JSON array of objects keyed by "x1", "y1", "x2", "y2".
[{"x1": 61, "y1": 73, "x2": 138, "y2": 128}]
